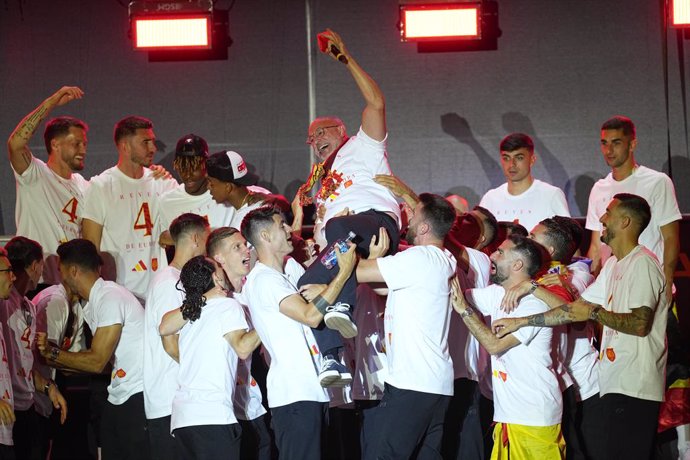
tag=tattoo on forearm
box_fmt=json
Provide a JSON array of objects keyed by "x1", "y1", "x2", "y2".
[
  {"x1": 528, "y1": 314, "x2": 545, "y2": 327},
  {"x1": 527, "y1": 304, "x2": 574, "y2": 327},
  {"x1": 595, "y1": 306, "x2": 652, "y2": 336}
]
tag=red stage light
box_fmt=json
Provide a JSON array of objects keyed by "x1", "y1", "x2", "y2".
[
  {"x1": 133, "y1": 16, "x2": 211, "y2": 50},
  {"x1": 671, "y1": 0, "x2": 690, "y2": 27},
  {"x1": 400, "y1": 3, "x2": 481, "y2": 41}
]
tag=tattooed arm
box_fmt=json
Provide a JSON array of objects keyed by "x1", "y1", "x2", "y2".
[{"x1": 7, "y1": 86, "x2": 84, "y2": 174}]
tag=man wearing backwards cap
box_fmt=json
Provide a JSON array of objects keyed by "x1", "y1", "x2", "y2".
[
  {"x1": 206, "y1": 150, "x2": 272, "y2": 230},
  {"x1": 158, "y1": 134, "x2": 237, "y2": 247}
]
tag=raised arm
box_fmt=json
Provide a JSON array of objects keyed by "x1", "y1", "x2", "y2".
[
  {"x1": 280, "y1": 243, "x2": 357, "y2": 327},
  {"x1": 586, "y1": 230, "x2": 602, "y2": 276},
  {"x1": 321, "y1": 29, "x2": 385, "y2": 141},
  {"x1": 7, "y1": 86, "x2": 84, "y2": 175}
]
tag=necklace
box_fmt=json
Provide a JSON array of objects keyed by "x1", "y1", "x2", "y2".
[{"x1": 239, "y1": 191, "x2": 253, "y2": 208}]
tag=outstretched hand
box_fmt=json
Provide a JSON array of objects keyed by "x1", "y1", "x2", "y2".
[
  {"x1": 500, "y1": 280, "x2": 533, "y2": 313},
  {"x1": 374, "y1": 174, "x2": 414, "y2": 198},
  {"x1": 367, "y1": 227, "x2": 390, "y2": 259},
  {"x1": 491, "y1": 317, "x2": 523, "y2": 338},
  {"x1": 334, "y1": 242, "x2": 358, "y2": 275},
  {"x1": 318, "y1": 28, "x2": 349, "y2": 62},
  {"x1": 49, "y1": 86, "x2": 84, "y2": 107}
]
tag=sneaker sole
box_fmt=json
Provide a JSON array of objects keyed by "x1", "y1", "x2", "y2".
[
  {"x1": 322, "y1": 372, "x2": 353, "y2": 388},
  {"x1": 324, "y1": 313, "x2": 359, "y2": 339},
  {"x1": 319, "y1": 369, "x2": 341, "y2": 387}
]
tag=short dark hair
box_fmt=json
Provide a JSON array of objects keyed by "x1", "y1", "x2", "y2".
[
  {"x1": 538, "y1": 218, "x2": 577, "y2": 263},
  {"x1": 206, "y1": 227, "x2": 240, "y2": 257},
  {"x1": 241, "y1": 206, "x2": 282, "y2": 247},
  {"x1": 57, "y1": 239, "x2": 103, "y2": 272},
  {"x1": 613, "y1": 193, "x2": 651, "y2": 235},
  {"x1": 508, "y1": 234, "x2": 546, "y2": 278},
  {"x1": 499, "y1": 133, "x2": 534, "y2": 154},
  {"x1": 418, "y1": 193, "x2": 456, "y2": 239},
  {"x1": 499, "y1": 221, "x2": 528, "y2": 238},
  {"x1": 114, "y1": 116, "x2": 153, "y2": 144},
  {"x1": 552, "y1": 216, "x2": 584, "y2": 252},
  {"x1": 601, "y1": 116, "x2": 636, "y2": 139},
  {"x1": 473, "y1": 206, "x2": 499, "y2": 245},
  {"x1": 44, "y1": 117, "x2": 88, "y2": 155},
  {"x1": 5, "y1": 236, "x2": 43, "y2": 273},
  {"x1": 169, "y1": 213, "x2": 209, "y2": 244}
]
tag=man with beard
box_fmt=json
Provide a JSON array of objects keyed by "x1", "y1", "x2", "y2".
[
  {"x1": 356, "y1": 193, "x2": 457, "y2": 459},
  {"x1": 450, "y1": 235, "x2": 565, "y2": 459},
  {"x1": 81, "y1": 116, "x2": 177, "y2": 303},
  {"x1": 7, "y1": 86, "x2": 90, "y2": 285},
  {"x1": 494, "y1": 194, "x2": 668, "y2": 460},
  {"x1": 0, "y1": 248, "x2": 18, "y2": 458}
]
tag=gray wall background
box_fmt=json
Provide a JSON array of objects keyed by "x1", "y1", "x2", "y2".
[{"x1": 1, "y1": 0, "x2": 689, "y2": 235}]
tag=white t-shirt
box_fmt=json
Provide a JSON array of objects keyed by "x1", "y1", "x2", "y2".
[
  {"x1": 0, "y1": 288, "x2": 37, "y2": 411},
  {"x1": 318, "y1": 128, "x2": 401, "y2": 240},
  {"x1": 242, "y1": 259, "x2": 329, "y2": 408},
  {"x1": 159, "y1": 187, "x2": 236, "y2": 232},
  {"x1": 82, "y1": 166, "x2": 178, "y2": 300},
  {"x1": 377, "y1": 245, "x2": 456, "y2": 396},
  {"x1": 143, "y1": 266, "x2": 182, "y2": 419},
  {"x1": 230, "y1": 292, "x2": 267, "y2": 421},
  {"x1": 581, "y1": 245, "x2": 668, "y2": 402},
  {"x1": 83, "y1": 279, "x2": 145, "y2": 405},
  {"x1": 585, "y1": 165, "x2": 681, "y2": 266},
  {"x1": 469, "y1": 284, "x2": 562, "y2": 426},
  {"x1": 0, "y1": 327, "x2": 14, "y2": 446},
  {"x1": 561, "y1": 262, "x2": 600, "y2": 401},
  {"x1": 13, "y1": 157, "x2": 90, "y2": 284},
  {"x1": 171, "y1": 297, "x2": 248, "y2": 431},
  {"x1": 452, "y1": 248, "x2": 491, "y2": 383},
  {"x1": 479, "y1": 179, "x2": 570, "y2": 232},
  {"x1": 32, "y1": 284, "x2": 85, "y2": 417}
]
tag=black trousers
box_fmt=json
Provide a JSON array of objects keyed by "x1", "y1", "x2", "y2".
[
  {"x1": 441, "y1": 378, "x2": 484, "y2": 460},
  {"x1": 13, "y1": 406, "x2": 47, "y2": 460},
  {"x1": 100, "y1": 392, "x2": 150, "y2": 460},
  {"x1": 271, "y1": 400, "x2": 328, "y2": 460},
  {"x1": 239, "y1": 415, "x2": 272, "y2": 460},
  {"x1": 147, "y1": 415, "x2": 177, "y2": 460},
  {"x1": 598, "y1": 393, "x2": 660, "y2": 460},
  {"x1": 298, "y1": 210, "x2": 399, "y2": 353},
  {"x1": 174, "y1": 423, "x2": 242, "y2": 460},
  {"x1": 367, "y1": 383, "x2": 451, "y2": 460}
]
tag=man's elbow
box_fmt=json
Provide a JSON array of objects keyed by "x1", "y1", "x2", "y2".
[{"x1": 305, "y1": 316, "x2": 322, "y2": 329}]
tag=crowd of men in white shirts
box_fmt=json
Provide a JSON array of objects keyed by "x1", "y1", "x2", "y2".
[{"x1": 0, "y1": 28, "x2": 685, "y2": 460}]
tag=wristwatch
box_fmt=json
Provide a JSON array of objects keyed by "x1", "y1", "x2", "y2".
[
  {"x1": 49, "y1": 347, "x2": 60, "y2": 362},
  {"x1": 589, "y1": 306, "x2": 602, "y2": 322},
  {"x1": 43, "y1": 380, "x2": 55, "y2": 396},
  {"x1": 460, "y1": 307, "x2": 475, "y2": 319},
  {"x1": 528, "y1": 280, "x2": 539, "y2": 294}
]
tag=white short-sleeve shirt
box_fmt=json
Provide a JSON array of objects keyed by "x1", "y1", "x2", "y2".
[
  {"x1": 469, "y1": 284, "x2": 562, "y2": 426},
  {"x1": 171, "y1": 297, "x2": 248, "y2": 430},
  {"x1": 581, "y1": 245, "x2": 668, "y2": 402},
  {"x1": 83, "y1": 279, "x2": 145, "y2": 405},
  {"x1": 0, "y1": 326, "x2": 14, "y2": 446},
  {"x1": 242, "y1": 259, "x2": 329, "y2": 408},
  {"x1": 377, "y1": 245, "x2": 457, "y2": 396},
  {"x1": 479, "y1": 179, "x2": 570, "y2": 232}
]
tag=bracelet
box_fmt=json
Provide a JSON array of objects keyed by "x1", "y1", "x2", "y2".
[
  {"x1": 43, "y1": 380, "x2": 55, "y2": 396},
  {"x1": 589, "y1": 306, "x2": 601, "y2": 322},
  {"x1": 528, "y1": 280, "x2": 539, "y2": 294},
  {"x1": 460, "y1": 307, "x2": 475, "y2": 319},
  {"x1": 312, "y1": 295, "x2": 330, "y2": 315}
]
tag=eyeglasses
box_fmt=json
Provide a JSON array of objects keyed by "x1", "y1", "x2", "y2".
[{"x1": 306, "y1": 125, "x2": 340, "y2": 144}]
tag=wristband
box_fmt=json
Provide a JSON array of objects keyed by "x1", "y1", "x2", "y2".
[
  {"x1": 312, "y1": 295, "x2": 330, "y2": 315},
  {"x1": 49, "y1": 347, "x2": 60, "y2": 362},
  {"x1": 460, "y1": 307, "x2": 475, "y2": 319},
  {"x1": 528, "y1": 280, "x2": 539, "y2": 294},
  {"x1": 43, "y1": 380, "x2": 55, "y2": 396}
]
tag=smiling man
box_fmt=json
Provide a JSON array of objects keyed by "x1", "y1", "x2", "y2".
[
  {"x1": 479, "y1": 133, "x2": 570, "y2": 232},
  {"x1": 81, "y1": 116, "x2": 178, "y2": 303},
  {"x1": 7, "y1": 86, "x2": 90, "y2": 285}
]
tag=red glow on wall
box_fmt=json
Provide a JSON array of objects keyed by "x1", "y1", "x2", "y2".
[
  {"x1": 132, "y1": 15, "x2": 211, "y2": 50},
  {"x1": 400, "y1": 3, "x2": 481, "y2": 41},
  {"x1": 672, "y1": 0, "x2": 690, "y2": 27}
]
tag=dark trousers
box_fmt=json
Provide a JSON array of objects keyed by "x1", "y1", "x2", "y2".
[
  {"x1": 173, "y1": 423, "x2": 241, "y2": 460},
  {"x1": 298, "y1": 210, "x2": 399, "y2": 353},
  {"x1": 239, "y1": 415, "x2": 272, "y2": 460},
  {"x1": 0, "y1": 445, "x2": 14, "y2": 460},
  {"x1": 147, "y1": 415, "x2": 177, "y2": 460},
  {"x1": 598, "y1": 393, "x2": 660, "y2": 460},
  {"x1": 562, "y1": 386, "x2": 585, "y2": 460},
  {"x1": 441, "y1": 379, "x2": 484, "y2": 460},
  {"x1": 13, "y1": 406, "x2": 47, "y2": 460},
  {"x1": 271, "y1": 400, "x2": 328, "y2": 460},
  {"x1": 356, "y1": 400, "x2": 382, "y2": 460},
  {"x1": 100, "y1": 392, "x2": 150, "y2": 460},
  {"x1": 579, "y1": 393, "x2": 606, "y2": 460},
  {"x1": 478, "y1": 394, "x2": 495, "y2": 460},
  {"x1": 367, "y1": 383, "x2": 451, "y2": 460}
]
